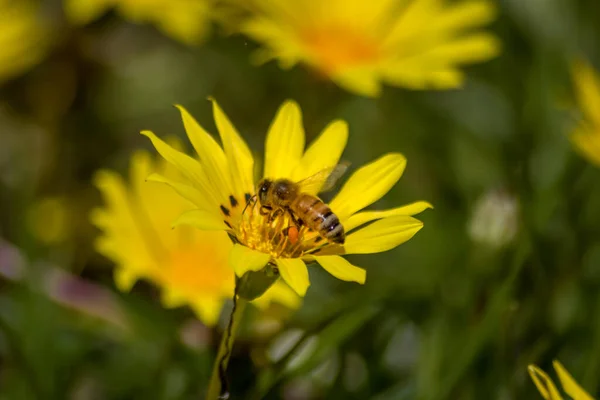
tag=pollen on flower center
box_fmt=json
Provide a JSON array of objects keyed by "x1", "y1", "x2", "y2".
[
  {"x1": 300, "y1": 26, "x2": 381, "y2": 74},
  {"x1": 233, "y1": 198, "x2": 327, "y2": 259}
]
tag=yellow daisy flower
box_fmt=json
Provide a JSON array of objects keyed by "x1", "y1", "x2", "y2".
[
  {"x1": 570, "y1": 59, "x2": 600, "y2": 167},
  {"x1": 0, "y1": 0, "x2": 50, "y2": 83},
  {"x1": 64, "y1": 0, "x2": 213, "y2": 45},
  {"x1": 529, "y1": 360, "x2": 594, "y2": 400},
  {"x1": 142, "y1": 99, "x2": 431, "y2": 297},
  {"x1": 239, "y1": 0, "x2": 501, "y2": 97},
  {"x1": 91, "y1": 148, "x2": 300, "y2": 326},
  {"x1": 27, "y1": 196, "x2": 71, "y2": 245}
]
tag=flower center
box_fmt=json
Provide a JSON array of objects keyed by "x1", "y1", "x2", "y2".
[
  {"x1": 233, "y1": 199, "x2": 327, "y2": 259},
  {"x1": 300, "y1": 25, "x2": 382, "y2": 74}
]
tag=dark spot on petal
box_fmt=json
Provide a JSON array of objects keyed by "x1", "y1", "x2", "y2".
[
  {"x1": 227, "y1": 233, "x2": 239, "y2": 244},
  {"x1": 229, "y1": 195, "x2": 238, "y2": 208},
  {"x1": 224, "y1": 220, "x2": 232, "y2": 229},
  {"x1": 220, "y1": 205, "x2": 230, "y2": 217},
  {"x1": 245, "y1": 193, "x2": 252, "y2": 203},
  {"x1": 314, "y1": 236, "x2": 324, "y2": 243}
]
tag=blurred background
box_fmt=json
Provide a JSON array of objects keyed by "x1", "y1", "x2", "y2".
[{"x1": 1, "y1": 0, "x2": 600, "y2": 399}]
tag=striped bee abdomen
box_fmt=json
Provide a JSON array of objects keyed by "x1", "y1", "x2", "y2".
[
  {"x1": 320, "y1": 210, "x2": 345, "y2": 244},
  {"x1": 291, "y1": 194, "x2": 345, "y2": 245}
]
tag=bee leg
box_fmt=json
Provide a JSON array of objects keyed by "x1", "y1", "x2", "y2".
[
  {"x1": 259, "y1": 205, "x2": 272, "y2": 216},
  {"x1": 288, "y1": 211, "x2": 304, "y2": 228},
  {"x1": 268, "y1": 208, "x2": 285, "y2": 223}
]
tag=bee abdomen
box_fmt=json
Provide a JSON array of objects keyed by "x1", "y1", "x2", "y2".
[
  {"x1": 291, "y1": 194, "x2": 345, "y2": 244},
  {"x1": 313, "y1": 205, "x2": 345, "y2": 244},
  {"x1": 321, "y1": 211, "x2": 345, "y2": 244}
]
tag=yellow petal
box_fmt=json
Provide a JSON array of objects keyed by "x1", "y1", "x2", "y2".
[
  {"x1": 570, "y1": 125, "x2": 600, "y2": 167},
  {"x1": 209, "y1": 98, "x2": 256, "y2": 198},
  {"x1": 383, "y1": 62, "x2": 465, "y2": 90},
  {"x1": 423, "y1": 34, "x2": 502, "y2": 65},
  {"x1": 161, "y1": 288, "x2": 188, "y2": 308},
  {"x1": 251, "y1": 280, "x2": 302, "y2": 310},
  {"x1": 572, "y1": 59, "x2": 600, "y2": 126},
  {"x1": 528, "y1": 364, "x2": 564, "y2": 400},
  {"x1": 243, "y1": 19, "x2": 302, "y2": 68},
  {"x1": 384, "y1": 0, "x2": 438, "y2": 45},
  {"x1": 434, "y1": 1, "x2": 497, "y2": 33},
  {"x1": 330, "y1": 153, "x2": 407, "y2": 220},
  {"x1": 344, "y1": 215, "x2": 423, "y2": 254},
  {"x1": 89, "y1": 208, "x2": 109, "y2": 228},
  {"x1": 331, "y1": 0, "x2": 397, "y2": 30},
  {"x1": 175, "y1": 105, "x2": 233, "y2": 199},
  {"x1": 129, "y1": 150, "x2": 153, "y2": 194},
  {"x1": 276, "y1": 258, "x2": 309, "y2": 296},
  {"x1": 114, "y1": 268, "x2": 139, "y2": 292},
  {"x1": 553, "y1": 361, "x2": 594, "y2": 400},
  {"x1": 153, "y1": 1, "x2": 211, "y2": 46},
  {"x1": 141, "y1": 130, "x2": 220, "y2": 208},
  {"x1": 189, "y1": 296, "x2": 225, "y2": 327},
  {"x1": 313, "y1": 255, "x2": 366, "y2": 284},
  {"x1": 146, "y1": 173, "x2": 214, "y2": 213},
  {"x1": 92, "y1": 171, "x2": 140, "y2": 238},
  {"x1": 171, "y1": 209, "x2": 228, "y2": 231},
  {"x1": 93, "y1": 170, "x2": 129, "y2": 212},
  {"x1": 229, "y1": 244, "x2": 271, "y2": 277},
  {"x1": 94, "y1": 237, "x2": 117, "y2": 260},
  {"x1": 332, "y1": 67, "x2": 382, "y2": 98},
  {"x1": 64, "y1": 0, "x2": 112, "y2": 24},
  {"x1": 291, "y1": 119, "x2": 349, "y2": 192},
  {"x1": 344, "y1": 201, "x2": 433, "y2": 231},
  {"x1": 264, "y1": 100, "x2": 305, "y2": 179},
  {"x1": 422, "y1": 68, "x2": 464, "y2": 89}
]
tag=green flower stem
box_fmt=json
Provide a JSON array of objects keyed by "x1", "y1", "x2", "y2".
[{"x1": 206, "y1": 293, "x2": 248, "y2": 400}]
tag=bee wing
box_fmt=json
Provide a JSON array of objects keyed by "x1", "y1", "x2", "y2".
[{"x1": 297, "y1": 162, "x2": 350, "y2": 194}]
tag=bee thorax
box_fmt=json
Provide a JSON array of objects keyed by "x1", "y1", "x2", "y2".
[{"x1": 272, "y1": 179, "x2": 298, "y2": 205}]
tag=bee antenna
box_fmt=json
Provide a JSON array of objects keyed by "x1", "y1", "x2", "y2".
[{"x1": 242, "y1": 194, "x2": 257, "y2": 215}]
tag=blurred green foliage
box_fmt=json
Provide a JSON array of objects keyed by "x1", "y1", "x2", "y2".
[{"x1": 2, "y1": 0, "x2": 600, "y2": 399}]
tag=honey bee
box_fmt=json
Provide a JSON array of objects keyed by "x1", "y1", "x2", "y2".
[{"x1": 253, "y1": 163, "x2": 349, "y2": 245}]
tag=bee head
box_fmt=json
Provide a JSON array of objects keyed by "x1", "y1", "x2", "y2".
[{"x1": 257, "y1": 179, "x2": 272, "y2": 204}]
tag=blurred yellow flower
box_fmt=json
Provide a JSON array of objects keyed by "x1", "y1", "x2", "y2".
[
  {"x1": 92, "y1": 149, "x2": 300, "y2": 326},
  {"x1": 142, "y1": 99, "x2": 431, "y2": 297},
  {"x1": 0, "y1": 0, "x2": 49, "y2": 84},
  {"x1": 570, "y1": 59, "x2": 600, "y2": 167},
  {"x1": 27, "y1": 197, "x2": 71, "y2": 245},
  {"x1": 240, "y1": 0, "x2": 501, "y2": 97},
  {"x1": 64, "y1": 0, "x2": 213, "y2": 45},
  {"x1": 529, "y1": 360, "x2": 594, "y2": 400}
]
